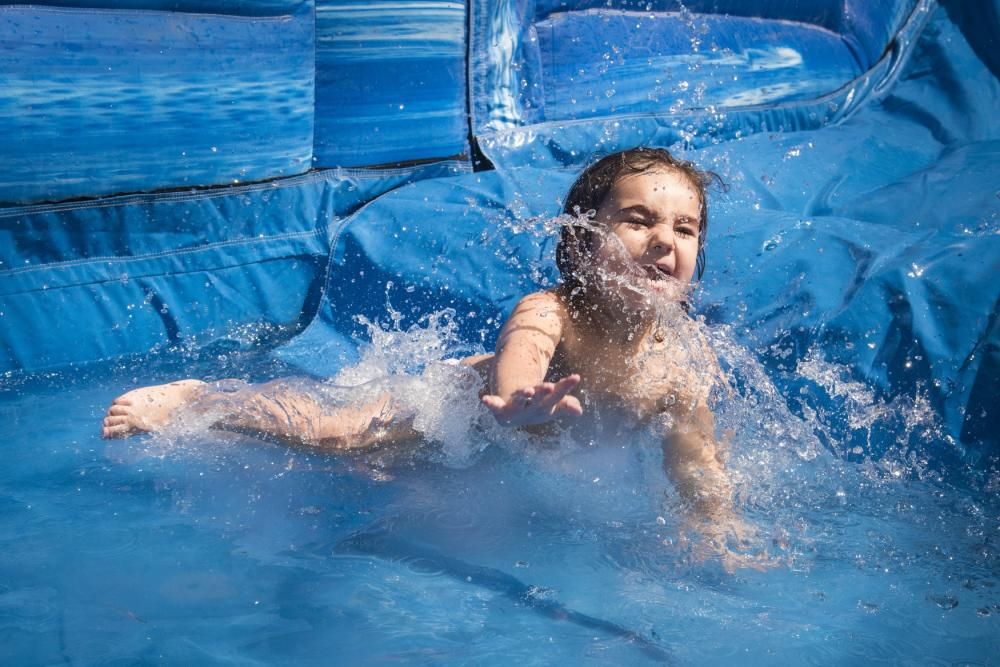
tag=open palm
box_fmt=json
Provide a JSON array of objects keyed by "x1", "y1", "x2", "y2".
[{"x1": 481, "y1": 375, "x2": 583, "y2": 427}]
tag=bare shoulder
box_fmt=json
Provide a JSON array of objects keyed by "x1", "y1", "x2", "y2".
[{"x1": 500, "y1": 290, "x2": 568, "y2": 340}]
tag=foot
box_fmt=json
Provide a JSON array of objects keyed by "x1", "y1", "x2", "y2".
[{"x1": 102, "y1": 380, "x2": 207, "y2": 439}]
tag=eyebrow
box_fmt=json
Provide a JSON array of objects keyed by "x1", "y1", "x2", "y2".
[
  {"x1": 616, "y1": 205, "x2": 657, "y2": 218},
  {"x1": 617, "y1": 205, "x2": 699, "y2": 226}
]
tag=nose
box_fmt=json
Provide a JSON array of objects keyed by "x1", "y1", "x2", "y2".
[{"x1": 649, "y1": 224, "x2": 674, "y2": 254}]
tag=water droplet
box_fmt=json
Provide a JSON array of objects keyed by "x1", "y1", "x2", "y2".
[
  {"x1": 858, "y1": 601, "x2": 879, "y2": 614},
  {"x1": 928, "y1": 594, "x2": 959, "y2": 610}
]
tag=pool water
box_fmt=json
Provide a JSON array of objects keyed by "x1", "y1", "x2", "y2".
[{"x1": 2, "y1": 321, "x2": 997, "y2": 665}]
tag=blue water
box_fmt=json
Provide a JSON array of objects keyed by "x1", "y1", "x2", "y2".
[{"x1": 1, "y1": 327, "x2": 996, "y2": 665}]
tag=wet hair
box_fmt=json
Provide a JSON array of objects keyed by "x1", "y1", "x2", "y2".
[{"x1": 555, "y1": 147, "x2": 721, "y2": 286}]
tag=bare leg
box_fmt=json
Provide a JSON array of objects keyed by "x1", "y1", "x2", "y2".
[
  {"x1": 210, "y1": 380, "x2": 419, "y2": 450},
  {"x1": 101, "y1": 352, "x2": 494, "y2": 447},
  {"x1": 101, "y1": 378, "x2": 419, "y2": 451}
]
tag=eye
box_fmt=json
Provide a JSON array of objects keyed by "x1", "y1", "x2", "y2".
[
  {"x1": 621, "y1": 217, "x2": 650, "y2": 229},
  {"x1": 675, "y1": 219, "x2": 698, "y2": 237}
]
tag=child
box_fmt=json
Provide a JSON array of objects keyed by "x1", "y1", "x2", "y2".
[{"x1": 103, "y1": 148, "x2": 744, "y2": 558}]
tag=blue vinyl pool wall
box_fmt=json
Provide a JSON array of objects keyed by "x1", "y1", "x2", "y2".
[{"x1": 1, "y1": 0, "x2": 998, "y2": 466}]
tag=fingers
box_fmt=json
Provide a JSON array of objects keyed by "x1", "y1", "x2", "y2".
[
  {"x1": 482, "y1": 375, "x2": 583, "y2": 421},
  {"x1": 548, "y1": 375, "x2": 581, "y2": 402},
  {"x1": 513, "y1": 387, "x2": 536, "y2": 404},
  {"x1": 553, "y1": 374, "x2": 581, "y2": 392},
  {"x1": 480, "y1": 395, "x2": 505, "y2": 412},
  {"x1": 552, "y1": 395, "x2": 583, "y2": 418},
  {"x1": 107, "y1": 404, "x2": 132, "y2": 417}
]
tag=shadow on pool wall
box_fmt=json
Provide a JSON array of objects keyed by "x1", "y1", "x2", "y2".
[{"x1": 0, "y1": 0, "x2": 997, "y2": 468}]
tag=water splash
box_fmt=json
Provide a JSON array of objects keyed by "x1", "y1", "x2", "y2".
[{"x1": 327, "y1": 307, "x2": 496, "y2": 467}]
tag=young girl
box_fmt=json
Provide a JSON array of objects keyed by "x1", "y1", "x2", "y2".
[{"x1": 102, "y1": 148, "x2": 739, "y2": 545}]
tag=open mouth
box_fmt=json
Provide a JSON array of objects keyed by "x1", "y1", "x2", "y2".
[
  {"x1": 627, "y1": 264, "x2": 688, "y2": 302},
  {"x1": 641, "y1": 264, "x2": 671, "y2": 282}
]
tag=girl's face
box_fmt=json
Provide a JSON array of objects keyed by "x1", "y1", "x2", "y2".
[{"x1": 589, "y1": 168, "x2": 702, "y2": 311}]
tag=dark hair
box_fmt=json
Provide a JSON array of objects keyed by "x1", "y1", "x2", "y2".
[{"x1": 556, "y1": 147, "x2": 721, "y2": 285}]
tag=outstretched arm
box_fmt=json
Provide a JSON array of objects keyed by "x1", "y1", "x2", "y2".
[
  {"x1": 480, "y1": 292, "x2": 583, "y2": 427},
  {"x1": 662, "y1": 401, "x2": 776, "y2": 572}
]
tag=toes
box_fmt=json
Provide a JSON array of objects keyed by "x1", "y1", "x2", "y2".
[{"x1": 102, "y1": 424, "x2": 130, "y2": 439}]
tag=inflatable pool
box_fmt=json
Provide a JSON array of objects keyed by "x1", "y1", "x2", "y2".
[{"x1": 1, "y1": 0, "x2": 997, "y2": 663}]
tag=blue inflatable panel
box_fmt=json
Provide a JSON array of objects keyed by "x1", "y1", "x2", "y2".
[
  {"x1": 0, "y1": 160, "x2": 467, "y2": 372},
  {"x1": 536, "y1": 12, "x2": 860, "y2": 114},
  {"x1": 13, "y1": 1, "x2": 304, "y2": 15},
  {"x1": 277, "y1": 166, "x2": 570, "y2": 375},
  {"x1": 470, "y1": 0, "x2": 925, "y2": 168},
  {"x1": 0, "y1": 2, "x2": 314, "y2": 204},
  {"x1": 313, "y1": 0, "x2": 469, "y2": 168}
]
